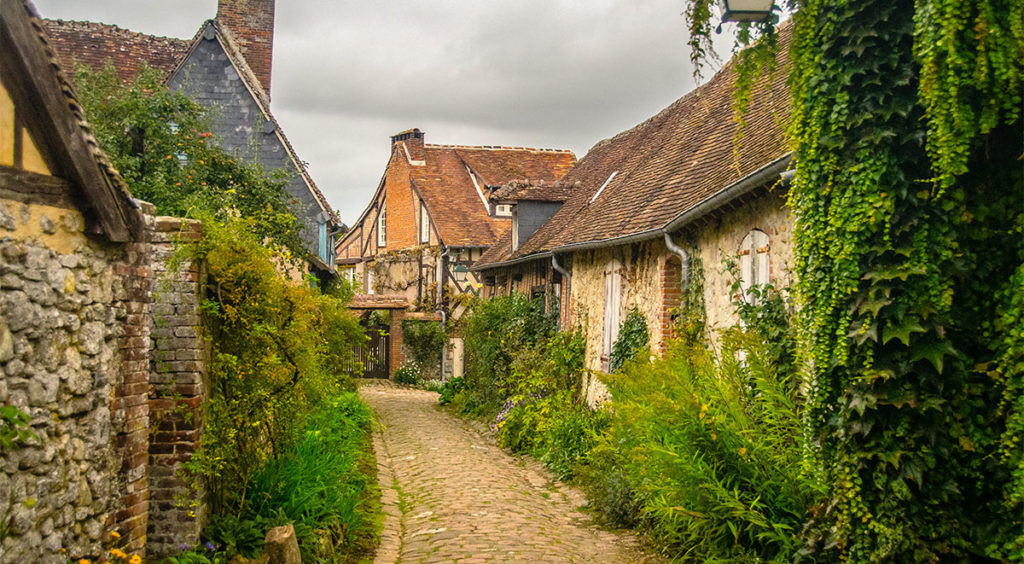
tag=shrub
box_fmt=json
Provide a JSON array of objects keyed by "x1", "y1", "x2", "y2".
[
  {"x1": 461, "y1": 294, "x2": 555, "y2": 414},
  {"x1": 394, "y1": 363, "x2": 422, "y2": 386},
  {"x1": 437, "y1": 376, "x2": 467, "y2": 406},
  {"x1": 584, "y1": 330, "x2": 819, "y2": 561},
  {"x1": 402, "y1": 320, "x2": 446, "y2": 378},
  {"x1": 540, "y1": 408, "x2": 608, "y2": 481}
]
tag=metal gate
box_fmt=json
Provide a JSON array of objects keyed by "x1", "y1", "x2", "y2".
[{"x1": 353, "y1": 324, "x2": 390, "y2": 378}]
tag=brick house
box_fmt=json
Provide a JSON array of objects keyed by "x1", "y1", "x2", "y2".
[
  {"x1": 336, "y1": 128, "x2": 575, "y2": 314},
  {"x1": 475, "y1": 28, "x2": 794, "y2": 401},
  {"x1": 41, "y1": 0, "x2": 340, "y2": 282}
]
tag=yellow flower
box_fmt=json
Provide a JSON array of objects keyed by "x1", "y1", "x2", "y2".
[
  {"x1": 110, "y1": 548, "x2": 127, "y2": 559},
  {"x1": 739, "y1": 447, "x2": 748, "y2": 457},
  {"x1": 129, "y1": 555, "x2": 143, "y2": 564},
  {"x1": 78, "y1": 560, "x2": 91, "y2": 564},
  {"x1": 110, "y1": 531, "x2": 121, "y2": 540}
]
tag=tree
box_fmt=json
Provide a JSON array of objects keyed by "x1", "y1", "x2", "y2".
[{"x1": 75, "y1": 63, "x2": 307, "y2": 258}]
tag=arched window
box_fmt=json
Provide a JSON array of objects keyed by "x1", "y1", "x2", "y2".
[{"x1": 739, "y1": 229, "x2": 770, "y2": 303}]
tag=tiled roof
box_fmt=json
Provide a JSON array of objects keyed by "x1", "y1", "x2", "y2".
[
  {"x1": 411, "y1": 145, "x2": 577, "y2": 247},
  {"x1": 41, "y1": 19, "x2": 190, "y2": 83},
  {"x1": 9, "y1": 1, "x2": 139, "y2": 241},
  {"x1": 477, "y1": 26, "x2": 792, "y2": 269},
  {"x1": 490, "y1": 179, "x2": 580, "y2": 203}
]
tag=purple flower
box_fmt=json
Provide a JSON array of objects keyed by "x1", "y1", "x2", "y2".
[{"x1": 204, "y1": 541, "x2": 217, "y2": 551}]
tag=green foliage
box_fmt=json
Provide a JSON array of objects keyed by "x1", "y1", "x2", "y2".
[
  {"x1": 609, "y1": 307, "x2": 650, "y2": 373},
  {"x1": 586, "y1": 330, "x2": 818, "y2": 562},
  {"x1": 0, "y1": 405, "x2": 33, "y2": 450},
  {"x1": 461, "y1": 294, "x2": 556, "y2": 414},
  {"x1": 540, "y1": 408, "x2": 608, "y2": 481},
  {"x1": 681, "y1": 0, "x2": 1023, "y2": 559},
  {"x1": 401, "y1": 320, "x2": 446, "y2": 377},
  {"x1": 393, "y1": 363, "x2": 423, "y2": 386},
  {"x1": 436, "y1": 376, "x2": 467, "y2": 406},
  {"x1": 175, "y1": 216, "x2": 365, "y2": 519},
  {"x1": 74, "y1": 63, "x2": 306, "y2": 257},
  {"x1": 492, "y1": 331, "x2": 587, "y2": 454}
]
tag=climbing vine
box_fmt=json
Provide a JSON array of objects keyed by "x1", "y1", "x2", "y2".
[{"x1": 682, "y1": 0, "x2": 1023, "y2": 560}]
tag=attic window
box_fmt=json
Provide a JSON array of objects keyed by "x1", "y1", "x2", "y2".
[
  {"x1": 590, "y1": 171, "x2": 620, "y2": 204},
  {"x1": 495, "y1": 204, "x2": 512, "y2": 217}
]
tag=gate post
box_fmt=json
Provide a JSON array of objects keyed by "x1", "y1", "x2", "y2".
[{"x1": 388, "y1": 309, "x2": 405, "y2": 378}]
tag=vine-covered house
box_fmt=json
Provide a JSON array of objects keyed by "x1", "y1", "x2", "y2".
[
  {"x1": 335, "y1": 128, "x2": 576, "y2": 318},
  {"x1": 474, "y1": 27, "x2": 794, "y2": 402},
  {"x1": 41, "y1": 0, "x2": 340, "y2": 282}
]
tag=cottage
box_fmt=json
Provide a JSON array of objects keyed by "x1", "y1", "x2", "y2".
[
  {"x1": 336, "y1": 128, "x2": 575, "y2": 312},
  {"x1": 475, "y1": 28, "x2": 793, "y2": 401},
  {"x1": 42, "y1": 0, "x2": 339, "y2": 281}
]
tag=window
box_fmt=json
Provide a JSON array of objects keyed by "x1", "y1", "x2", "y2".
[
  {"x1": 377, "y1": 203, "x2": 386, "y2": 248},
  {"x1": 738, "y1": 229, "x2": 770, "y2": 303},
  {"x1": 318, "y1": 221, "x2": 329, "y2": 262},
  {"x1": 419, "y1": 201, "x2": 430, "y2": 243},
  {"x1": 511, "y1": 206, "x2": 520, "y2": 251},
  {"x1": 495, "y1": 204, "x2": 512, "y2": 217},
  {"x1": 602, "y1": 260, "x2": 622, "y2": 372}
]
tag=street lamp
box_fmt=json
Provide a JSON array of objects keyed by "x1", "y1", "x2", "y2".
[{"x1": 720, "y1": 0, "x2": 776, "y2": 22}]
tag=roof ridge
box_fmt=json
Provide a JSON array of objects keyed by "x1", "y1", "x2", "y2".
[
  {"x1": 427, "y1": 144, "x2": 573, "y2": 153},
  {"x1": 41, "y1": 18, "x2": 187, "y2": 42}
]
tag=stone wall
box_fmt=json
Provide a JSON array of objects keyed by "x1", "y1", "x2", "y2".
[
  {"x1": 692, "y1": 191, "x2": 793, "y2": 344},
  {"x1": 0, "y1": 198, "x2": 208, "y2": 562}
]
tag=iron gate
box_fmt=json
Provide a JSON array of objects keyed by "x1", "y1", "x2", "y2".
[{"x1": 352, "y1": 324, "x2": 389, "y2": 378}]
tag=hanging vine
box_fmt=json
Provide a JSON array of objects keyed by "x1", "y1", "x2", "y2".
[{"x1": 682, "y1": 0, "x2": 1023, "y2": 560}]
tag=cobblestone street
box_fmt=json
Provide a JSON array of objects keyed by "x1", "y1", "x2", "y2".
[{"x1": 359, "y1": 381, "x2": 660, "y2": 563}]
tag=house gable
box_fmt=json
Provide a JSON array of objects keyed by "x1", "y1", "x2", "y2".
[{"x1": 1, "y1": 0, "x2": 139, "y2": 241}]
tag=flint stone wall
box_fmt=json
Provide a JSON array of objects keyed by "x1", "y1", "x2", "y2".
[{"x1": 0, "y1": 198, "x2": 206, "y2": 562}]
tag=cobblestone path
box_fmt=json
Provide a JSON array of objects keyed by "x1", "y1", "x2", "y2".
[{"x1": 360, "y1": 381, "x2": 661, "y2": 564}]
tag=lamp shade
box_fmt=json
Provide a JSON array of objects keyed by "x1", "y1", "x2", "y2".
[{"x1": 720, "y1": 0, "x2": 775, "y2": 22}]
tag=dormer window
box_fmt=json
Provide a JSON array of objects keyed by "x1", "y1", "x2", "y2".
[
  {"x1": 495, "y1": 204, "x2": 512, "y2": 217},
  {"x1": 377, "y1": 203, "x2": 386, "y2": 248}
]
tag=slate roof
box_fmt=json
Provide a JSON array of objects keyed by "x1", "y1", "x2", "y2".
[
  {"x1": 404, "y1": 144, "x2": 576, "y2": 248},
  {"x1": 477, "y1": 26, "x2": 793, "y2": 269},
  {"x1": 4, "y1": 0, "x2": 140, "y2": 241},
  {"x1": 40, "y1": 17, "x2": 334, "y2": 218},
  {"x1": 41, "y1": 19, "x2": 190, "y2": 83}
]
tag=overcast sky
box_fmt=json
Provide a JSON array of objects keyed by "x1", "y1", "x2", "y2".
[{"x1": 33, "y1": 0, "x2": 735, "y2": 224}]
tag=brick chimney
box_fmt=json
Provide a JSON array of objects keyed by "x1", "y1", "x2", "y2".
[
  {"x1": 217, "y1": 0, "x2": 275, "y2": 98},
  {"x1": 391, "y1": 128, "x2": 425, "y2": 162}
]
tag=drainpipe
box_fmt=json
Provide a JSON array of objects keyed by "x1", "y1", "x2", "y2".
[
  {"x1": 663, "y1": 232, "x2": 690, "y2": 292},
  {"x1": 438, "y1": 246, "x2": 450, "y2": 381},
  {"x1": 551, "y1": 253, "x2": 571, "y2": 324}
]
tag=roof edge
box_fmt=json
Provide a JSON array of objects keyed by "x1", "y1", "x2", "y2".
[{"x1": 472, "y1": 251, "x2": 553, "y2": 272}]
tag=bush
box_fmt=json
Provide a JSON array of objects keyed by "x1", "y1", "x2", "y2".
[
  {"x1": 540, "y1": 408, "x2": 608, "y2": 481},
  {"x1": 394, "y1": 363, "x2": 423, "y2": 386},
  {"x1": 583, "y1": 331, "x2": 819, "y2": 561},
  {"x1": 402, "y1": 320, "x2": 446, "y2": 378},
  {"x1": 437, "y1": 376, "x2": 467, "y2": 406},
  {"x1": 461, "y1": 294, "x2": 555, "y2": 414}
]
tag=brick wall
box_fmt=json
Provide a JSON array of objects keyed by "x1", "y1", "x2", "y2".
[
  {"x1": 659, "y1": 254, "x2": 682, "y2": 353},
  {"x1": 216, "y1": 0, "x2": 275, "y2": 96},
  {"x1": 145, "y1": 217, "x2": 207, "y2": 556},
  {"x1": 384, "y1": 148, "x2": 418, "y2": 251}
]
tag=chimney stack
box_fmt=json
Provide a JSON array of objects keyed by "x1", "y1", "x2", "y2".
[
  {"x1": 217, "y1": 0, "x2": 275, "y2": 98},
  {"x1": 391, "y1": 128, "x2": 425, "y2": 162}
]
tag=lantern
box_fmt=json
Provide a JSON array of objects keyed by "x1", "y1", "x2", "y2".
[{"x1": 720, "y1": 0, "x2": 776, "y2": 22}]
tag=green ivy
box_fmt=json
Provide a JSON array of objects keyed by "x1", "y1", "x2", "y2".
[
  {"x1": 610, "y1": 307, "x2": 649, "y2": 373},
  {"x1": 682, "y1": 0, "x2": 1023, "y2": 560},
  {"x1": 0, "y1": 406, "x2": 33, "y2": 450}
]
